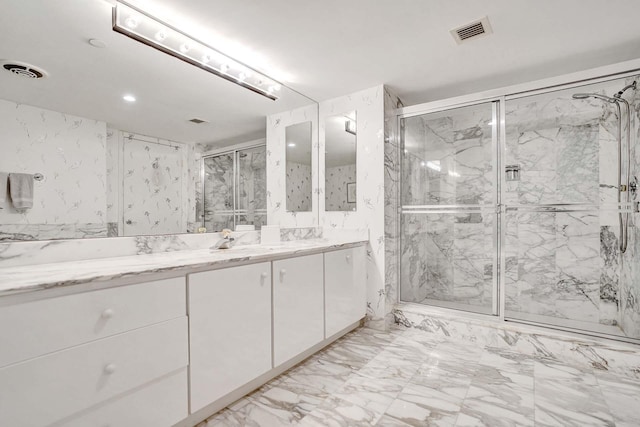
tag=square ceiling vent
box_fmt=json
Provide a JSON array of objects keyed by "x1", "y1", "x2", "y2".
[{"x1": 450, "y1": 16, "x2": 493, "y2": 44}]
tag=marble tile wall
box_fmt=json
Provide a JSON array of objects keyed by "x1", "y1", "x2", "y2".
[
  {"x1": 0, "y1": 99, "x2": 108, "y2": 240},
  {"x1": 319, "y1": 85, "x2": 387, "y2": 329},
  {"x1": 384, "y1": 88, "x2": 402, "y2": 328},
  {"x1": 286, "y1": 161, "x2": 313, "y2": 212},
  {"x1": 267, "y1": 103, "x2": 319, "y2": 227},
  {"x1": 324, "y1": 164, "x2": 357, "y2": 211}
]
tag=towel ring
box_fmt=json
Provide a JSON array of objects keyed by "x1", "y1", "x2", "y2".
[{"x1": 33, "y1": 173, "x2": 44, "y2": 182}]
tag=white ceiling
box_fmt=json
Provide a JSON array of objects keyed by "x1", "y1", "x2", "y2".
[
  {"x1": 2, "y1": 0, "x2": 640, "y2": 147},
  {"x1": 126, "y1": 0, "x2": 640, "y2": 104}
]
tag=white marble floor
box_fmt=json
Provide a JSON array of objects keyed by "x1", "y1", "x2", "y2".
[{"x1": 197, "y1": 326, "x2": 640, "y2": 427}]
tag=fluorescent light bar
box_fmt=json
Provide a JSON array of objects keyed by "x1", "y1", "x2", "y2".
[{"x1": 112, "y1": 2, "x2": 280, "y2": 100}]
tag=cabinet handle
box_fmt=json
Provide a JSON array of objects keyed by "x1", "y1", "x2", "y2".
[
  {"x1": 280, "y1": 269, "x2": 287, "y2": 281},
  {"x1": 260, "y1": 272, "x2": 268, "y2": 284},
  {"x1": 104, "y1": 363, "x2": 117, "y2": 375},
  {"x1": 101, "y1": 308, "x2": 115, "y2": 319},
  {"x1": 346, "y1": 255, "x2": 352, "y2": 262}
]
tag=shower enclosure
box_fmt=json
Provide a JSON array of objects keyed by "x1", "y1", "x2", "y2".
[
  {"x1": 201, "y1": 145, "x2": 267, "y2": 232},
  {"x1": 400, "y1": 74, "x2": 640, "y2": 342}
]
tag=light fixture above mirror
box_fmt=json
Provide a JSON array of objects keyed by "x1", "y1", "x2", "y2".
[{"x1": 112, "y1": 1, "x2": 281, "y2": 100}]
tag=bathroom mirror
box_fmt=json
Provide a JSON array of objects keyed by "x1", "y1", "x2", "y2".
[
  {"x1": 324, "y1": 111, "x2": 357, "y2": 211},
  {"x1": 285, "y1": 121, "x2": 313, "y2": 212},
  {"x1": 0, "y1": 0, "x2": 317, "y2": 241}
]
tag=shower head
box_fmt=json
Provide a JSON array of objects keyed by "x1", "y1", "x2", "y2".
[{"x1": 572, "y1": 93, "x2": 618, "y2": 103}]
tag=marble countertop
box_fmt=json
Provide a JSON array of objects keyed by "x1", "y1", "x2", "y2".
[{"x1": 0, "y1": 238, "x2": 367, "y2": 297}]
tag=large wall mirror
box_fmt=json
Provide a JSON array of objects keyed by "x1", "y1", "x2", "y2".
[
  {"x1": 285, "y1": 121, "x2": 313, "y2": 212},
  {"x1": 0, "y1": 0, "x2": 316, "y2": 241},
  {"x1": 325, "y1": 111, "x2": 357, "y2": 211}
]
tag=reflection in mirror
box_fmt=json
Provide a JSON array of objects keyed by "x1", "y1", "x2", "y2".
[
  {"x1": 203, "y1": 145, "x2": 266, "y2": 231},
  {"x1": 0, "y1": 0, "x2": 316, "y2": 241},
  {"x1": 285, "y1": 122, "x2": 313, "y2": 212},
  {"x1": 325, "y1": 111, "x2": 357, "y2": 211}
]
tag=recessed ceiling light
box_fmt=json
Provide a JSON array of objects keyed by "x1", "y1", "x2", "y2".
[
  {"x1": 123, "y1": 94, "x2": 136, "y2": 102},
  {"x1": 287, "y1": 143, "x2": 296, "y2": 147}
]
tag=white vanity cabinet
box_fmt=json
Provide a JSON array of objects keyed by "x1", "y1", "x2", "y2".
[
  {"x1": 324, "y1": 246, "x2": 367, "y2": 338},
  {"x1": 188, "y1": 262, "x2": 273, "y2": 412},
  {"x1": 273, "y1": 253, "x2": 324, "y2": 367},
  {"x1": 0, "y1": 277, "x2": 189, "y2": 427}
]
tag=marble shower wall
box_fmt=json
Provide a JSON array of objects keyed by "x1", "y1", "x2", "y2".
[
  {"x1": 325, "y1": 164, "x2": 357, "y2": 211},
  {"x1": 0, "y1": 99, "x2": 108, "y2": 240},
  {"x1": 384, "y1": 88, "x2": 402, "y2": 328},
  {"x1": 201, "y1": 146, "x2": 267, "y2": 232},
  {"x1": 620, "y1": 76, "x2": 640, "y2": 338},
  {"x1": 399, "y1": 103, "x2": 495, "y2": 311},
  {"x1": 503, "y1": 79, "x2": 639, "y2": 336},
  {"x1": 392, "y1": 75, "x2": 640, "y2": 340}
]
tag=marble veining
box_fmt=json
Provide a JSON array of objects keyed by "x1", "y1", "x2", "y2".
[
  {"x1": 198, "y1": 325, "x2": 640, "y2": 427},
  {"x1": 393, "y1": 304, "x2": 640, "y2": 381},
  {"x1": 0, "y1": 238, "x2": 366, "y2": 296}
]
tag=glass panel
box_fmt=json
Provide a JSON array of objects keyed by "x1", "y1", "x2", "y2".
[
  {"x1": 325, "y1": 111, "x2": 357, "y2": 211},
  {"x1": 503, "y1": 75, "x2": 640, "y2": 340},
  {"x1": 402, "y1": 103, "x2": 494, "y2": 206},
  {"x1": 286, "y1": 121, "x2": 313, "y2": 212},
  {"x1": 203, "y1": 153, "x2": 234, "y2": 232},
  {"x1": 400, "y1": 211, "x2": 495, "y2": 314},
  {"x1": 400, "y1": 101, "x2": 496, "y2": 314},
  {"x1": 237, "y1": 146, "x2": 266, "y2": 230}
]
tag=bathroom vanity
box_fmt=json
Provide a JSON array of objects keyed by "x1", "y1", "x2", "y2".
[{"x1": 0, "y1": 239, "x2": 367, "y2": 427}]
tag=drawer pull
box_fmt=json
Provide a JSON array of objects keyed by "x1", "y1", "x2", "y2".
[
  {"x1": 103, "y1": 363, "x2": 117, "y2": 375},
  {"x1": 101, "y1": 308, "x2": 115, "y2": 319},
  {"x1": 280, "y1": 269, "x2": 287, "y2": 281}
]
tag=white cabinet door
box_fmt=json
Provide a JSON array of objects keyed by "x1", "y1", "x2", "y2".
[
  {"x1": 188, "y1": 262, "x2": 272, "y2": 412},
  {"x1": 324, "y1": 246, "x2": 367, "y2": 338},
  {"x1": 273, "y1": 254, "x2": 324, "y2": 367},
  {"x1": 0, "y1": 317, "x2": 188, "y2": 427}
]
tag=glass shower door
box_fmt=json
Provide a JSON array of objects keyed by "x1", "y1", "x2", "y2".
[
  {"x1": 502, "y1": 78, "x2": 637, "y2": 339},
  {"x1": 400, "y1": 102, "x2": 498, "y2": 314},
  {"x1": 203, "y1": 153, "x2": 235, "y2": 232}
]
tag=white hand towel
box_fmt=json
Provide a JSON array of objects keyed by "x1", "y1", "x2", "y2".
[
  {"x1": 9, "y1": 173, "x2": 34, "y2": 210},
  {"x1": 0, "y1": 172, "x2": 7, "y2": 205}
]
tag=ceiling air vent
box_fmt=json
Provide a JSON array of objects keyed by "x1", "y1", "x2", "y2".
[
  {"x1": 450, "y1": 16, "x2": 493, "y2": 44},
  {"x1": 188, "y1": 118, "x2": 208, "y2": 124},
  {"x1": 1, "y1": 61, "x2": 47, "y2": 79}
]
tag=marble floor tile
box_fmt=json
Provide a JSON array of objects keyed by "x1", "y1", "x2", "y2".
[{"x1": 198, "y1": 325, "x2": 637, "y2": 427}]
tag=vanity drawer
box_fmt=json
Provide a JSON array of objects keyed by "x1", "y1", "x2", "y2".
[
  {"x1": 57, "y1": 369, "x2": 188, "y2": 427},
  {"x1": 0, "y1": 316, "x2": 188, "y2": 427},
  {"x1": 0, "y1": 276, "x2": 186, "y2": 368}
]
